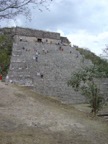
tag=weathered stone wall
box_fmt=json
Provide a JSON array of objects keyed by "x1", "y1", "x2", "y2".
[
  {"x1": 7, "y1": 34, "x2": 94, "y2": 104},
  {"x1": 1, "y1": 27, "x2": 70, "y2": 45},
  {"x1": 60, "y1": 36, "x2": 70, "y2": 45},
  {"x1": 15, "y1": 27, "x2": 60, "y2": 40},
  {"x1": 14, "y1": 35, "x2": 61, "y2": 44}
]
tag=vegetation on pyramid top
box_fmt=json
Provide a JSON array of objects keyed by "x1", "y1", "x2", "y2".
[{"x1": 76, "y1": 47, "x2": 108, "y2": 77}]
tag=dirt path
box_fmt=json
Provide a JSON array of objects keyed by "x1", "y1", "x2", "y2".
[{"x1": 0, "y1": 82, "x2": 108, "y2": 144}]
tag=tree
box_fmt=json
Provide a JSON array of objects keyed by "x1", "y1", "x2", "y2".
[
  {"x1": 0, "y1": 0, "x2": 52, "y2": 20},
  {"x1": 67, "y1": 66, "x2": 106, "y2": 115},
  {"x1": 0, "y1": 34, "x2": 13, "y2": 77}
]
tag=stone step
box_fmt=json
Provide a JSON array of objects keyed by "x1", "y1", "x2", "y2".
[{"x1": 7, "y1": 40, "x2": 93, "y2": 104}]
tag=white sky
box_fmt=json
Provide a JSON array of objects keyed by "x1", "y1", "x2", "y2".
[{"x1": 1, "y1": 0, "x2": 108, "y2": 56}]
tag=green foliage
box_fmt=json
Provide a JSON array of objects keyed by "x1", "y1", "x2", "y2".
[
  {"x1": 81, "y1": 82, "x2": 104, "y2": 113},
  {"x1": 76, "y1": 47, "x2": 108, "y2": 77},
  {"x1": 0, "y1": 34, "x2": 13, "y2": 77},
  {"x1": 68, "y1": 66, "x2": 106, "y2": 115}
]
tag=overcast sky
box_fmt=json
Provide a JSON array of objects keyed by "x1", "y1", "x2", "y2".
[{"x1": 1, "y1": 0, "x2": 108, "y2": 55}]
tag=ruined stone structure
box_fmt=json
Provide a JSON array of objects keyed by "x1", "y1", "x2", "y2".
[
  {"x1": 1, "y1": 27, "x2": 70, "y2": 45},
  {"x1": 4, "y1": 27, "x2": 107, "y2": 104},
  {"x1": 17, "y1": 27, "x2": 70, "y2": 44}
]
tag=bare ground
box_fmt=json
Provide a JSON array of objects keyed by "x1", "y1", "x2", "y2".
[{"x1": 0, "y1": 82, "x2": 108, "y2": 144}]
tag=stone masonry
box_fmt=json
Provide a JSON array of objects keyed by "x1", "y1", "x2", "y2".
[{"x1": 6, "y1": 27, "x2": 96, "y2": 104}]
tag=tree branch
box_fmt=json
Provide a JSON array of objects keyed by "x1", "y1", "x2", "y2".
[{"x1": 0, "y1": 0, "x2": 52, "y2": 20}]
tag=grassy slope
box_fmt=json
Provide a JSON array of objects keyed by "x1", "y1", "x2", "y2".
[{"x1": 76, "y1": 47, "x2": 108, "y2": 76}]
